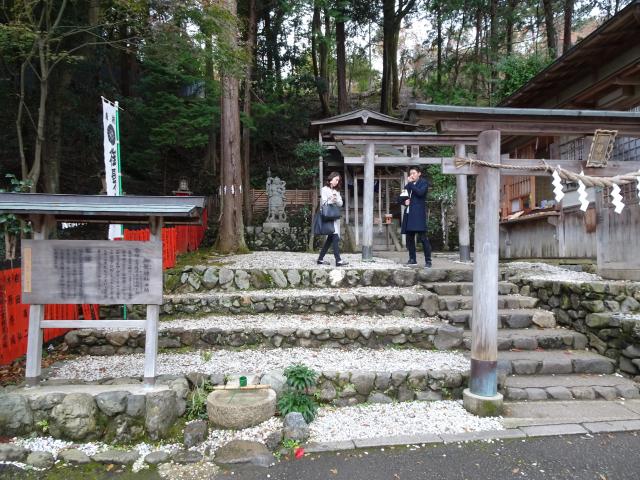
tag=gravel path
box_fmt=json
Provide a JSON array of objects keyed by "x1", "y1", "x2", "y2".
[
  {"x1": 309, "y1": 401, "x2": 503, "y2": 442},
  {"x1": 205, "y1": 252, "x2": 407, "y2": 270},
  {"x1": 48, "y1": 348, "x2": 469, "y2": 381},
  {"x1": 159, "y1": 314, "x2": 441, "y2": 331},
  {"x1": 504, "y1": 262, "x2": 603, "y2": 283}
]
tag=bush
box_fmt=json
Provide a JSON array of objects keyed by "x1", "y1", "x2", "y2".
[{"x1": 277, "y1": 363, "x2": 319, "y2": 423}]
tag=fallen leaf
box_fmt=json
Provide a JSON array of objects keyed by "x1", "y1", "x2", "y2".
[
  {"x1": 330, "y1": 468, "x2": 338, "y2": 475},
  {"x1": 512, "y1": 468, "x2": 519, "y2": 474},
  {"x1": 599, "y1": 474, "x2": 607, "y2": 480}
]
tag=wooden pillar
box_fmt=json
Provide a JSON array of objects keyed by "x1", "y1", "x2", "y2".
[
  {"x1": 25, "y1": 215, "x2": 51, "y2": 386},
  {"x1": 344, "y1": 165, "x2": 349, "y2": 226},
  {"x1": 144, "y1": 216, "x2": 163, "y2": 386},
  {"x1": 455, "y1": 144, "x2": 471, "y2": 262},
  {"x1": 354, "y1": 172, "x2": 359, "y2": 245},
  {"x1": 465, "y1": 130, "x2": 503, "y2": 415},
  {"x1": 362, "y1": 143, "x2": 375, "y2": 260},
  {"x1": 401, "y1": 171, "x2": 407, "y2": 248}
]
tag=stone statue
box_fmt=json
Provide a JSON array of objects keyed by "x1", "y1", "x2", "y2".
[{"x1": 266, "y1": 175, "x2": 287, "y2": 223}]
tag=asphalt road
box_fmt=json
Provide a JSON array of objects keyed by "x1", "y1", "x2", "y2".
[{"x1": 225, "y1": 431, "x2": 640, "y2": 480}]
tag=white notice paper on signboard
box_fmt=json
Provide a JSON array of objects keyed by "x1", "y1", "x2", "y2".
[{"x1": 22, "y1": 240, "x2": 162, "y2": 305}]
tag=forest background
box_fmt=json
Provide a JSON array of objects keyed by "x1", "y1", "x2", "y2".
[{"x1": 0, "y1": 0, "x2": 631, "y2": 251}]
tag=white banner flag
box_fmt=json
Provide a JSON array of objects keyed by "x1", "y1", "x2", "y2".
[{"x1": 102, "y1": 98, "x2": 123, "y2": 240}]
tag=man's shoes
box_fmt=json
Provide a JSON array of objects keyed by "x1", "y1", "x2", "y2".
[
  {"x1": 336, "y1": 260, "x2": 349, "y2": 267},
  {"x1": 425, "y1": 261, "x2": 432, "y2": 268},
  {"x1": 405, "y1": 260, "x2": 418, "y2": 267},
  {"x1": 317, "y1": 259, "x2": 329, "y2": 265}
]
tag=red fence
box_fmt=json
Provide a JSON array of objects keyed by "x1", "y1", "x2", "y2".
[
  {"x1": 123, "y1": 208, "x2": 208, "y2": 269},
  {"x1": 0, "y1": 208, "x2": 208, "y2": 366},
  {"x1": 0, "y1": 268, "x2": 99, "y2": 365}
]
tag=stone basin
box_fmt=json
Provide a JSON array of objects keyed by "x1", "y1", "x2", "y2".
[{"x1": 207, "y1": 388, "x2": 276, "y2": 429}]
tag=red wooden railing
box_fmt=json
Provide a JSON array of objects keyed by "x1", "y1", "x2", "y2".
[{"x1": 0, "y1": 208, "x2": 208, "y2": 365}]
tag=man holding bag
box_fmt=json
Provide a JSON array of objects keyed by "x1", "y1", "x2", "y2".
[
  {"x1": 314, "y1": 171, "x2": 349, "y2": 266},
  {"x1": 400, "y1": 166, "x2": 432, "y2": 268}
]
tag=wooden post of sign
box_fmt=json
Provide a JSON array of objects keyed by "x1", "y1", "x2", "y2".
[
  {"x1": 25, "y1": 214, "x2": 50, "y2": 385},
  {"x1": 144, "y1": 216, "x2": 163, "y2": 387},
  {"x1": 362, "y1": 143, "x2": 375, "y2": 260},
  {"x1": 455, "y1": 144, "x2": 471, "y2": 262},
  {"x1": 354, "y1": 172, "x2": 359, "y2": 245},
  {"x1": 463, "y1": 130, "x2": 503, "y2": 416}
]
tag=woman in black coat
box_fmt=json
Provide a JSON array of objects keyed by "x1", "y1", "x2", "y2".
[{"x1": 400, "y1": 166, "x2": 432, "y2": 268}]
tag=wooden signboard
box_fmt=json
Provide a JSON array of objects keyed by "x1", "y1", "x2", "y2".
[{"x1": 22, "y1": 240, "x2": 163, "y2": 305}]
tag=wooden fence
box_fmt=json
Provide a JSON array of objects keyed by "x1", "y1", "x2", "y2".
[{"x1": 250, "y1": 189, "x2": 314, "y2": 214}]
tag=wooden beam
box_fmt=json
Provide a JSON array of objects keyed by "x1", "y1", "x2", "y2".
[
  {"x1": 442, "y1": 158, "x2": 640, "y2": 176},
  {"x1": 438, "y1": 120, "x2": 640, "y2": 136},
  {"x1": 338, "y1": 135, "x2": 479, "y2": 146},
  {"x1": 41, "y1": 320, "x2": 147, "y2": 329},
  {"x1": 344, "y1": 156, "x2": 446, "y2": 166}
]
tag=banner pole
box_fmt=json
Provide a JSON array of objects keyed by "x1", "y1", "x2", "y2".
[{"x1": 114, "y1": 101, "x2": 127, "y2": 321}]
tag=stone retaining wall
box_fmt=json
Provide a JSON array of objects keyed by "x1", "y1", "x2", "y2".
[
  {"x1": 245, "y1": 226, "x2": 311, "y2": 252},
  {"x1": 162, "y1": 290, "x2": 439, "y2": 317},
  {"x1": 0, "y1": 377, "x2": 189, "y2": 442},
  {"x1": 508, "y1": 275, "x2": 640, "y2": 378},
  {"x1": 63, "y1": 324, "x2": 464, "y2": 355},
  {"x1": 164, "y1": 266, "x2": 473, "y2": 294}
]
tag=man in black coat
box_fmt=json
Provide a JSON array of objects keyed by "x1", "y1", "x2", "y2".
[{"x1": 400, "y1": 166, "x2": 432, "y2": 268}]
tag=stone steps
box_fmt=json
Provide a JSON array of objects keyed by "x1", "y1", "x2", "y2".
[
  {"x1": 65, "y1": 315, "x2": 464, "y2": 355},
  {"x1": 497, "y1": 350, "x2": 616, "y2": 376},
  {"x1": 164, "y1": 263, "x2": 475, "y2": 294},
  {"x1": 440, "y1": 308, "x2": 556, "y2": 329},
  {"x1": 162, "y1": 287, "x2": 440, "y2": 317},
  {"x1": 503, "y1": 374, "x2": 640, "y2": 401},
  {"x1": 462, "y1": 328, "x2": 587, "y2": 351},
  {"x1": 425, "y1": 281, "x2": 519, "y2": 296},
  {"x1": 437, "y1": 294, "x2": 539, "y2": 311}
]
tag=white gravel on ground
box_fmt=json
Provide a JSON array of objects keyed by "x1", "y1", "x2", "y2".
[
  {"x1": 309, "y1": 401, "x2": 503, "y2": 442},
  {"x1": 193, "y1": 417, "x2": 282, "y2": 456},
  {"x1": 205, "y1": 252, "x2": 407, "y2": 270},
  {"x1": 505, "y1": 262, "x2": 603, "y2": 283},
  {"x1": 167, "y1": 285, "x2": 423, "y2": 300},
  {"x1": 49, "y1": 348, "x2": 469, "y2": 381},
  {"x1": 159, "y1": 314, "x2": 440, "y2": 331}
]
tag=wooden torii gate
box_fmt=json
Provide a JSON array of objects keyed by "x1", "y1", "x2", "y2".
[{"x1": 336, "y1": 104, "x2": 640, "y2": 415}]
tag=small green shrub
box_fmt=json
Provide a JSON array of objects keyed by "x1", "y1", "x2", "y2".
[
  {"x1": 185, "y1": 381, "x2": 214, "y2": 421},
  {"x1": 277, "y1": 391, "x2": 318, "y2": 424},
  {"x1": 283, "y1": 364, "x2": 318, "y2": 392}
]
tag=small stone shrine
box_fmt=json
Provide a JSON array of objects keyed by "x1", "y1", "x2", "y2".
[{"x1": 263, "y1": 169, "x2": 289, "y2": 232}]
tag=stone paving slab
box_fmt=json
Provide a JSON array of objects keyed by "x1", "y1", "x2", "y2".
[
  {"x1": 441, "y1": 309, "x2": 555, "y2": 329},
  {"x1": 353, "y1": 434, "x2": 442, "y2": 448},
  {"x1": 496, "y1": 350, "x2": 615, "y2": 375},
  {"x1": 13, "y1": 383, "x2": 170, "y2": 398},
  {"x1": 439, "y1": 429, "x2": 525, "y2": 443},
  {"x1": 583, "y1": 419, "x2": 640, "y2": 433},
  {"x1": 304, "y1": 441, "x2": 356, "y2": 453},
  {"x1": 505, "y1": 374, "x2": 636, "y2": 389},
  {"x1": 519, "y1": 423, "x2": 589, "y2": 437},
  {"x1": 463, "y1": 329, "x2": 587, "y2": 351}
]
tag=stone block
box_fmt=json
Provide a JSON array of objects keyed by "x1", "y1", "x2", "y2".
[
  {"x1": 59, "y1": 448, "x2": 91, "y2": 465},
  {"x1": 145, "y1": 390, "x2": 178, "y2": 441},
  {"x1": 546, "y1": 386, "x2": 573, "y2": 400},
  {"x1": 571, "y1": 387, "x2": 596, "y2": 400},
  {"x1": 0, "y1": 393, "x2": 33, "y2": 436},
  {"x1": 184, "y1": 420, "x2": 208, "y2": 448},
  {"x1": 525, "y1": 388, "x2": 548, "y2": 401},
  {"x1": 207, "y1": 388, "x2": 276, "y2": 429},
  {"x1": 26, "y1": 451, "x2": 54, "y2": 470},
  {"x1": 50, "y1": 393, "x2": 98, "y2": 441},
  {"x1": 95, "y1": 391, "x2": 128, "y2": 416},
  {"x1": 283, "y1": 412, "x2": 309, "y2": 442},
  {"x1": 92, "y1": 449, "x2": 140, "y2": 465},
  {"x1": 214, "y1": 440, "x2": 275, "y2": 468}
]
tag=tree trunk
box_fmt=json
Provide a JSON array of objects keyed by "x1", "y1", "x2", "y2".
[
  {"x1": 336, "y1": 17, "x2": 349, "y2": 113},
  {"x1": 542, "y1": 0, "x2": 557, "y2": 57},
  {"x1": 505, "y1": 0, "x2": 518, "y2": 55},
  {"x1": 472, "y1": 6, "x2": 482, "y2": 99},
  {"x1": 311, "y1": 4, "x2": 331, "y2": 116},
  {"x1": 380, "y1": 0, "x2": 395, "y2": 114},
  {"x1": 563, "y1": 0, "x2": 574, "y2": 53},
  {"x1": 436, "y1": 2, "x2": 442, "y2": 88},
  {"x1": 217, "y1": 0, "x2": 246, "y2": 253},
  {"x1": 203, "y1": 35, "x2": 217, "y2": 181},
  {"x1": 242, "y1": 0, "x2": 257, "y2": 225}
]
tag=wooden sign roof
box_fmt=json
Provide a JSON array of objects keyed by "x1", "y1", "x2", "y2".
[{"x1": 0, "y1": 193, "x2": 205, "y2": 224}]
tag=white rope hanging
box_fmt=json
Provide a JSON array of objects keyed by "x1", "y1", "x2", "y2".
[{"x1": 577, "y1": 170, "x2": 589, "y2": 212}]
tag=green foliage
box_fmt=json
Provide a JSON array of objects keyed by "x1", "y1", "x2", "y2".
[
  {"x1": 185, "y1": 381, "x2": 214, "y2": 421},
  {"x1": 278, "y1": 363, "x2": 319, "y2": 423},
  {"x1": 292, "y1": 141, "x2": 327, "y2": 186},
  {"x1": 282, "y1": 437, "x2": 300, "y2": 452},
  {"x1": 277, "y1": 391, "x2": 318, "y2": 424},
  {"x1": 0, "y1": 174, "x2": 32, "y2": 237},
  {"x1": 495, "y1": 53, "x2": 553, "y2": 104},
  {"x1": 283, "y1": 363, "x2": 318, "y2": 391}
]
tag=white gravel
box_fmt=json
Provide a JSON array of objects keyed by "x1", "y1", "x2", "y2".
[
  {"x1": 159, "y1": 314, "x2": 441, "y2": 331},
  {"x1": 309, "y1": 401, "x2": 503, "y2": 442},
  {"x1": 166, "y1": 285, "x2": 424, "y2": 301},
  {"x1": 49, "y1": 348, "x2": 469, "y2": 381},
  {"x1": 193, "y1": 417, "x2": 283, "y2": 456},
  {"x1": 205, "y1": 252, "x2": 407, "y2": 270},
  {"x1": 505, "y1": 262, "x2": 603, "y2": 283}
]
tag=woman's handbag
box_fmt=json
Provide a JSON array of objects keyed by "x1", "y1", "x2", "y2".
[
  {"x1": 313, "y1": 212, "x2": 334, "y2": 235},
  {"x1": 320, "y1": 202, "x2": 341, "y2": 221}
]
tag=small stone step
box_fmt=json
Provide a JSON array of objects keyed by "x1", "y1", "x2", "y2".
[
  {"x1": 437, "y1": 295, "x2": 539, "y2": 311},
  {"x1": 440, "y1": 308, "x2": 556, "y2": 329},
  {"x1": 503, "y1": 374, "x2": 640, "y2": 401},
  {"x1": 163, "y1": 287, "x2": 439, "y2": 317},
  {"x1": 425, "y1": 282, "x2": 518, "y2": 296},
  {"x1": 497, "y1": 350, "x2": 616, "y2": 376},
  {"x1": 65, "y1": 315, "x2": 465, "y2": 353},
  {"x1": 462, "y1": 328, "x2": 588, "y2": 351}
]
